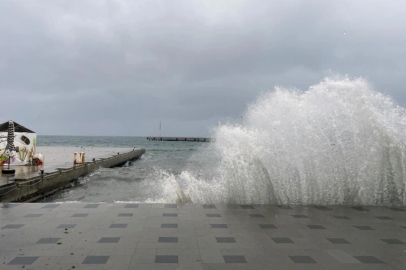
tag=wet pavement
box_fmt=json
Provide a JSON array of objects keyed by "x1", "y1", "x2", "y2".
[{"x1": 1, "y1": 203, "x2": 405, "y2": 269}]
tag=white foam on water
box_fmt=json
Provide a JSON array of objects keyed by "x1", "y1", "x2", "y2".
[{"x1": 155, "y1": 76, "x2": 406, "y2": 206}]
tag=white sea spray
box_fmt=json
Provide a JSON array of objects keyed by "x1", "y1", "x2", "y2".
[{"x1": 158, "y1": 76, "x2": 406, "y2": 206}]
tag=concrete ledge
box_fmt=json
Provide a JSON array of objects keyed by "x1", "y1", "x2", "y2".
[{"x1": 0, "y1": 148, "x2": 145, "y2": 202}]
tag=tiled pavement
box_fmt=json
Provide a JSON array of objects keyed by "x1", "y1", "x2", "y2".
[{"x1": 0, "y1": 203, "x2": 406, "y2": 269}]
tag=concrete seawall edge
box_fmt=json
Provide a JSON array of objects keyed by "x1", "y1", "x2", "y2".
[{"x1": 0, "y1": 148, "x2": 145, "y2": 203}]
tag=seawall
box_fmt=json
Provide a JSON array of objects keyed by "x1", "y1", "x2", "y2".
[{"x1": 0, "y1": 148, "x2": 145, "y2": 202}]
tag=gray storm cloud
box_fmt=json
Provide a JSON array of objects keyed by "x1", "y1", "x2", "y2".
[{"x1": 0, "y1": 0, "x2": 405, "y2": 136}]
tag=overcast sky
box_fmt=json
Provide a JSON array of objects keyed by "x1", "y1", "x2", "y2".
[{"x1": 1, "y1": 0, "x2": 405, "y2": 136}]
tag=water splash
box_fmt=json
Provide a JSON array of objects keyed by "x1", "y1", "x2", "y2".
[{"x1": 159, "y1": 76, "x2": 406, "y2": 206}]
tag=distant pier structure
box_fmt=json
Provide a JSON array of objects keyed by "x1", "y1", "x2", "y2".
[{"x1": 147, "y1": 137, "x2": 213, "y2": 142}]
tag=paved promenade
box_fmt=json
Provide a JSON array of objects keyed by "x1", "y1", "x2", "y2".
[{"x1": 1, "y1": 203, "x2": 405, "y2": 269}]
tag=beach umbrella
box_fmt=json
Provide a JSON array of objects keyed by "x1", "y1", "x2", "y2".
[{"x1": 2, "y1": 120, "x2": 16, "y2": 174}]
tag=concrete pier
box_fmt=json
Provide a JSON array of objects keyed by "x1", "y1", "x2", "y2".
[
  {"x1": 0, "y1": 147, "x2": 145, "y2": 203},
  {"x1": 147, "y1": 137, "x2": 213, "y2": 142},
  {"x1": 0, "y1": 203, "x2": 405, "y2": 269}
]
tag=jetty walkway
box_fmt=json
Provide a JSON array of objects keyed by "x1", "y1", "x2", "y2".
[
  {"x1": 147, "y1": 137, "x2": 213, "y2": 142},
  {"x1": 0, "y1": 203, "x2": 405, "y2": 269}
]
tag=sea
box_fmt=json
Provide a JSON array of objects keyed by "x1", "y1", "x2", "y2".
[
  {"x1": 38, "y1": 77, "x2": 406, "y2": 206},
  {"x1": 38, "y1": 136, "x2": 207, "y2": 203}
]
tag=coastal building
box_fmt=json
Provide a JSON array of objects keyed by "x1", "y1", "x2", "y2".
[{"x1": 0, "y1": 121, "x2": 36, "y2": 166}]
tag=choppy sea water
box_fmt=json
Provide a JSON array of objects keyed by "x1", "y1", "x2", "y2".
[
  {"x1": 39, "y1": 136, "x2": 206, "y2": 203},
  {"x1": 41, "y1": 77, "x2": 406, "y2": 206}
]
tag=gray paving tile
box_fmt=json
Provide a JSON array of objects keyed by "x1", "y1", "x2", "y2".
[
  {"x1": 272, "y1": 237, "x2": 294, "y2": 243},
  {"x1": 24, "y1": 213, "x2": 42, "y2": 217},
  {"x1": 158, "y1": 237, "x2": 178, "y2": 243},
  {"x1": 249, "y1": 214, "x2": 265, "y2": 218},
  {"x1": 292, "y1": 215, "x2": 308, "y2": 218},
  {"x1": 223, "y1": 255, "x2": 247, "y2": 263},
  {"x1": 203, "y1": 204, "x2": 216, "y2": 209},
  {"x1": 216, "y1": 237, "x2": 236, "y2": 243},
  {"x1": 352, "y1": 206, "x2": 369, "y2": 211},
  {"x1": 225, "y1": 205, "x2": 240, "y2": 209},
  {"x1": 381, "y1": 239, "x2": 405, "y2": 244},
  {"x1": 125, "y1": 204, "x2": 139, "y2": 208},
  {"x1": 240, "y1": 205, "x2": 254, "y2": 209},
  {"x1": 307, "y1": 225, "x2": 326, "y2": 229},
  {"x1": 206, "y1": 214, "x2": 221, "y2": 217},
  {"x1": 200, "y1": 248, "x2": 224, "y2": 263},
  {"x1": 289, "y1": 256, "x2": 316, "y2": 263},
  {"x1": 161, "y1": 223, "x2": 178, "y2": 228},
  {"x1": 314, "y1": 206, "x2": 332, "y2": 211},
  {"x1": 259, "y1": 224, "x2": 277, "y2": 229},
  {"x1": 353, "y1": 256, "x2": 383, "y2": 263},
  {"x1": 37, "y1": 237, "x2": 61, "y2": 244},
  {"x1": 326, "y1": 238, "x2": 350, "y2": 244},
  {"x1": 98, "y1": 237, "x2": 120, "y2": 243},
  {"x1": 163, "y1": 213, "x2": 177, "y2": 217},
  {"x1": 118, "y1": 213, "x2": 133, "y2": 217},
  {"x1": 110, "y1": 223, "x2": 128, "y2": 228},
  {"x1": 2, "y1": 224, "x2": 24, "y2": 229},
  {"x1": 155, "y1": 255, "x2": 178, "y2": 263},
  {"x1": 376, "y1": 216, "x2": 393, "y2": 220},
  {"x1": 277, "y1": 205, "x2": 292, "y2": 209},
  {"x1": 72, "y1": 213, "x2": 88, "y2": 217},
  {"x1": 82, "y1": 255, "x2": 110, "y2": 264},
  {"x1": 210, "y1": 224, "x2": 228, "y2": 228},
  {"x1": 334, "y1": 215, "x2": 350, "y2": 219},
  {"x1": 57, "y1": 224, "x2": 77, "y2": 229},
  {"x1": 42, "y1": 204, "x2": 60, "y2": 209},
  {"x1": 84, "y1": 203, "x2": 99, "y2": 208},
  {"x1": 164, "y1": 204, "x2": 177, "y2": 208},
  {"x1": 354, "y1": 226, "x2": 374, "y2": 230},
  {"x1": 8, "y1": 256, "x2": 39, "y2": 265},
  {"x1": 325, "y1": 250, "x2": 359, "y2": 263}
]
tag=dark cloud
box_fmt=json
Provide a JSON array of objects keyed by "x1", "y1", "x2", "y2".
[{"x1": 1, "y1": 0, "x2": 405, "y2": 136}]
